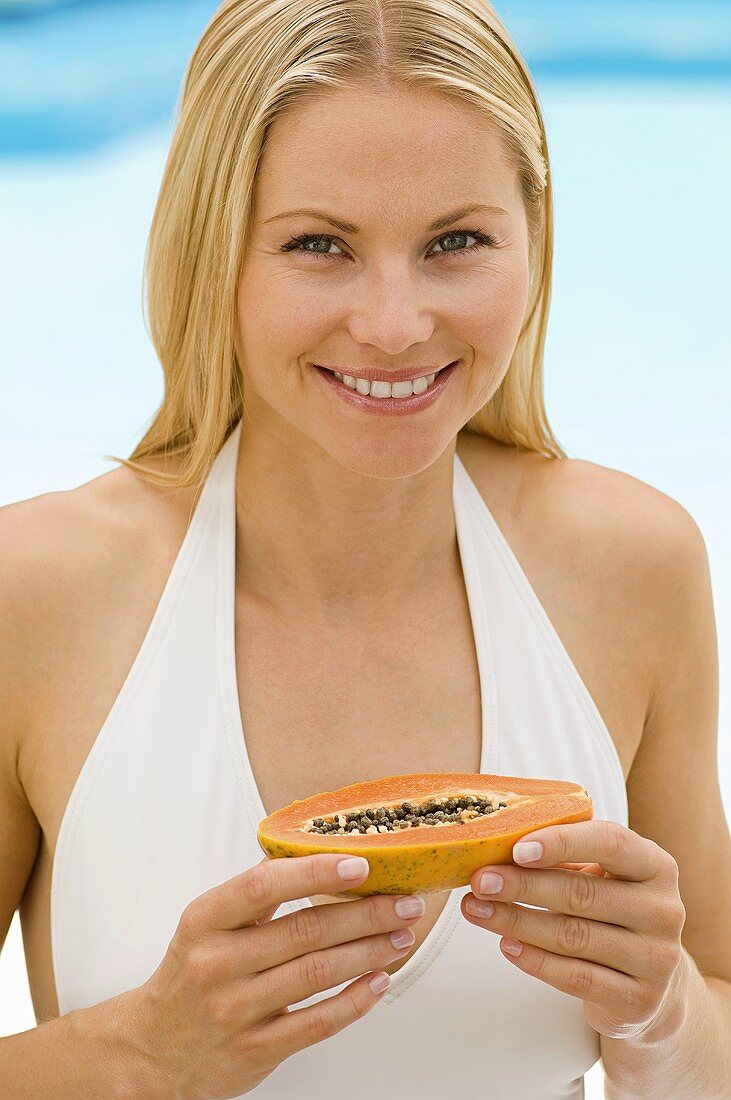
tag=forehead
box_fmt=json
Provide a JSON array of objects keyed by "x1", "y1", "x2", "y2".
[{"x1": 253, "y1": 85, "x2": 520, "y2": 225}]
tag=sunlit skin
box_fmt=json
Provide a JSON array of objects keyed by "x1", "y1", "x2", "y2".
[
  {"x1": 236, "y1": 85, "x2": 689, "y2": 1038},
  {"x1": 233, "y1": 83, "x2": 530, "y2": 619}
]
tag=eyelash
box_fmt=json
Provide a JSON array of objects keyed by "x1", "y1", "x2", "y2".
[{"x1": 280, "y1": 227, "x2": 498, "y2": 263}]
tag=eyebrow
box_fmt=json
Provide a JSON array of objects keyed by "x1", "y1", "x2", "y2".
[{"x1": 263, "y1": 202, "x2": 509, "y2": 233}]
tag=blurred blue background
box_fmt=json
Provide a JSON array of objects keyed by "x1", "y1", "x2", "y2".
[
  {"x1": 1, "y1": 0, "x2": 730, "y2": 155},
  {"x1": 1, "y1": 5, "x2": 729, "y2": 1090}
]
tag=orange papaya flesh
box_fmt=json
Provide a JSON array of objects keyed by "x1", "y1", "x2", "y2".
[{"x1": 257, "y1": 771, "x2": 592, "y2": 896}]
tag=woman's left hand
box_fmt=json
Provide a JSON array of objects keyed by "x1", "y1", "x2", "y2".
[{"x1": 461, "y1": 820, "x2": 688, "y2": 1040}]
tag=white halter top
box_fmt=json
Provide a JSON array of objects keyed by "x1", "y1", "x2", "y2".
[{"x1": 52, "y1": 420, "x2": 627, "y2": 1098}]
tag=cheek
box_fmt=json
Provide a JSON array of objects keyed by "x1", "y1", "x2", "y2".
[
  {"x1": 238, "y1": 275, "x2": 335, "y2": 360},
  {"x1": 463, "y1": 266, "x2": 531, "y2": 363}
]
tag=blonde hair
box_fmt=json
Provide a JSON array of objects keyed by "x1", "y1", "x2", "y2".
[{"x1": 105, "y1": 0, "x2": 565, "y2": 490}]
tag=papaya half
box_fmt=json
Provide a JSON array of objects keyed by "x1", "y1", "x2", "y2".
[{"x1": 257, "y1": 771, "x2": 592, "y2": 896}]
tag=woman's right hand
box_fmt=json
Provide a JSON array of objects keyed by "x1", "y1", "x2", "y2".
[{"x1": 118, "y1": 853, "x2": 427, "y2": 1099}]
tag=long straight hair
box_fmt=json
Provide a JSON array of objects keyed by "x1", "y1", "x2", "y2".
[{"x1": 105, "y1": 0, "x2": 564, "y2": 489}]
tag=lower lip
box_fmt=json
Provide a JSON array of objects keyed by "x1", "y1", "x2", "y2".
[{"x1": 313, "y1": 361, "x2": 459, "y2": 416}]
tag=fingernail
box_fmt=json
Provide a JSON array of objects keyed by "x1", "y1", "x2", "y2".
[
  {"x1": 513, "y1": 842, "x2": 543, "y2": 863},
  {"x1": 465, "y1": 897, "x2": 495, "y2": 918},
  {"x1": 369, "y1": 972, "x2": 390, "y2": 995},
  {"x1": 395, "y1": 896, "x2": 426, "y2": 918},
  {"x1": 478, "y1": 872, "x2": 504, "y2": 895},
  {"x1": 337, "y1": 857, "x2": 370, "y2": 880}
]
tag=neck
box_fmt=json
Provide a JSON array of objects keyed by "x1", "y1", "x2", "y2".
[{"x1": 233, "y1": 424, "x2": 463, "y2": 625}]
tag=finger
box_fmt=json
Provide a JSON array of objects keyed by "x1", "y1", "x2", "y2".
[
  {"x1": 250, "y1": 860, "x2": 282, "y2": 924},
  {"x1": 254, "y1": 905, "x2": 280, "y2": 926},
  {"x1": 252, "y1": 912, "x2": 415, "y2": 1019},
  {"x1": 243, "y1": 888, "x2": 426, "y2": 976},
  {"x1": 556, "y1": 862, "x2": 606, "y2": 875},
  {"x1": 463, "y1": 898, "x2": 657, "y2": 980},
  {"x1": 185, "y1": 854, "x2": 372, "y2": 935},
  {"x1": 472, "y1": 864, "x2": 660, "y2": 934},
  {"x1": 493, "y1": 936, "x2": 647, "y2": 1023},
  {"x1": 513, "y1": 821, "x2": 666, "y2": 882},
  {"x1": 248, "y1": 969, "x2": 394, "y2": 1066}
]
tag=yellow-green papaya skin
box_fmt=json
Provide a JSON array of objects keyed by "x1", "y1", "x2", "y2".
[{"x1": 257, "y1": 771, "x2": 593, "y2": 897}]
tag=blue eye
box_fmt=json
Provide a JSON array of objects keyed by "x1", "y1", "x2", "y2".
[
  {"x1": 280, "y1": 228, "x2": 498, "y2": 262},
  {"x1": 281, "y1": 234, "x2": 342, "y2": 258},
  {"x1": 429, "y1": 230, "x2": 498, "y2": 257}
]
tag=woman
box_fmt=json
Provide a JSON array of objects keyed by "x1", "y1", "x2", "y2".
[{"x1": 1, "y1": 0, "x2": 729, "y2": 1097}]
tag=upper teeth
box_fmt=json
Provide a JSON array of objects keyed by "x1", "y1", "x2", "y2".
[{"x1": 331, "y1": 370, "x2": 439, "y2": 397}]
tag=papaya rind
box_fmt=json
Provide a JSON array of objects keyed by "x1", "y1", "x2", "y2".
[{"x1": 257, "y1": 772, "x2": 593, "y2": 896}]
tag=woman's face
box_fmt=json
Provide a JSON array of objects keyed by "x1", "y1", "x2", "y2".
[{"x1": 235, "y1": 84, "x2": 531, "y2": 477}]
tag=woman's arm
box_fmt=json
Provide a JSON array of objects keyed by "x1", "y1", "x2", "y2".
[
  {"x1": 600, "y1": 494, "x2": 731, "y2": 1096},
  {"x1": 601, "y1": 953, "x2": 731, "y2": 1100},
  {"x1": 0, "y1": 992, "x2": 165, "y2": 1100},
  {"x1": 0, "y1": 502, "x2": 168, "y2": 1098}
]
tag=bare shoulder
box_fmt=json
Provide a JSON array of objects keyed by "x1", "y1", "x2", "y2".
[
  {"x1": 530, "y1": 452, "x2": 710, "y2": 641},
  {"x1": 533, "y1": 451, "x2": 703, "y2": 551},
  {"x1": 0, "y1": 476, "x2": 128, "y2": 768},
  {"x1": 0, "y1": 467, "x2": 158, "y2": 651},
  {"x1": 0, "y1": 461, "x2": 200, "y2": 780},
  {"x1": 460, "y1": 431, "x2": 705, "y2": 597},
  {"x1": 458, "y1": 432, "x2": 710, "y2": 728},
  {"x1": 1, "y1": 472, "x2": 134, "y2": 603}
]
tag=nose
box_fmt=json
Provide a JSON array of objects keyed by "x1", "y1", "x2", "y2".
[{"x1": 346, "y1": 267, "x2": 436, "y2": 355}]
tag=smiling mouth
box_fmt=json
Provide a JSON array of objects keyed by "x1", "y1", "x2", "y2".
[{"x1": 315, "y1": 362, "x2": 456, "y2": 397}]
